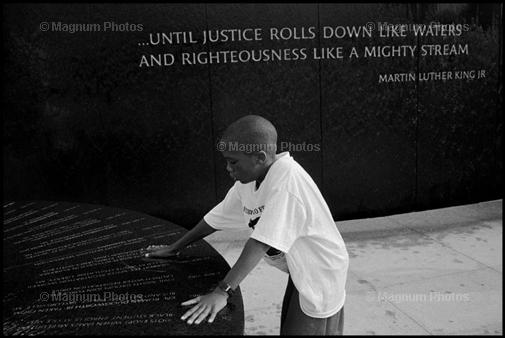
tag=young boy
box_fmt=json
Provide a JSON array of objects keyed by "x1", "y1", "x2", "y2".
[{"x1": 144, "y1": 115, "x2": 349, "y2": 335}]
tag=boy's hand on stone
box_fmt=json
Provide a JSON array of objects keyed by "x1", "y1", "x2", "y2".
[
  {"x1": 144, "y1": 244, "x2": 180, "y2": 258},
  {"x1": 180, "y1": 289, "x2": 228, "y2": 324}
]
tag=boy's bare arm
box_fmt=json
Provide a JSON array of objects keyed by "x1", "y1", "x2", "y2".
[
  {"x1": 173, "y1": 218, "x2": 217, "y2": 250},
  {"x1": 145, "y1": 218, "x2": 217, "y2": 257},
  {"x1": 222, "y1": 237, "x2": 271, "y2": 290},
  {"x1": 180, "y1": 237, "x2": 271, "y2": 324}
]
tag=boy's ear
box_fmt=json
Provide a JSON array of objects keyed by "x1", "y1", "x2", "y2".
[{"x1": 255, "y1": 151, "x2": 267, "y2": 163}]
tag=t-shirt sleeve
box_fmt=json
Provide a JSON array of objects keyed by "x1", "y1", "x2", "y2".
[
  {"x1": 249, "y1": 189, "x2": 306, "y2": 252},
  {"x1": 204, "y1": 182, "x2": 246, "y2": 230}
]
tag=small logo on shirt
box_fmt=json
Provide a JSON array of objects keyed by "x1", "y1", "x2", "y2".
[
  {"x1": 243, "y1": 205, "x2": 264, "y2": 216},
  {"x1": 248, "y1": 217, "x2": 260, "y2": 230},
  {"x1": 247, "y1": 216, "x2": 281, "y2": 256}
]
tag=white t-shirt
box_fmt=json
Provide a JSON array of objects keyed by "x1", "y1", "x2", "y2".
[{"x1": 204, "y1": 152, "x2": 349, "y2": 318}]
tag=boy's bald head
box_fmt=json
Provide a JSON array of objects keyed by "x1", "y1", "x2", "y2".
[{"x1": 221, "y1": 115, "x2": 277, "y2": 157}]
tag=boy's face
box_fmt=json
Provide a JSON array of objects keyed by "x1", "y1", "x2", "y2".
[{"x1": 222, "y1": 150, "x2": 266, "y2": 184}]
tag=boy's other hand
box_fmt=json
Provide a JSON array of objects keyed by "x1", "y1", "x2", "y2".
[
  {"x1": 180, "y1": 289, "x2": 228, "y2": 324},
  {"x1": 144, "y1": 244, "x2": 180, "y2": 258}
]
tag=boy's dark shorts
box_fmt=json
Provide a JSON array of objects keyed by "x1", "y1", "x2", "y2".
[{"x1": 280, "y1": 276, "x2": 344, "y2": 335}]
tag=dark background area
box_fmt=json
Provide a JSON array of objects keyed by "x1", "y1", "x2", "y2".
[{"x1": 3, "y1": 3, "x2": 503, "y2": 228}]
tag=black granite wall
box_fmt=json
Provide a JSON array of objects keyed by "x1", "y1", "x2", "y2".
[{"x1": 3, "y1": 3, "x2": 503, "y2": 227}]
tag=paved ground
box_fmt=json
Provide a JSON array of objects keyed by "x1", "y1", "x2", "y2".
[{"x1": 204, "y1": 199, "x2": 502, "y2": 335}]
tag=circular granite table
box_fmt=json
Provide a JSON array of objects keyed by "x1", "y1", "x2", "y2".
[{"x1": 3, "y1": 200, "x2": 244, "y2": 335}]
